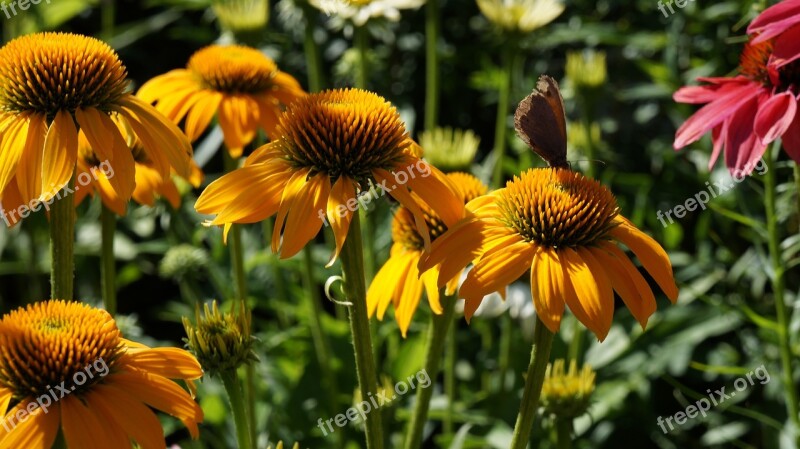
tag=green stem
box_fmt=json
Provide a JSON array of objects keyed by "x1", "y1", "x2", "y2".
[
  {"x1": 764, "y1": 145, "x2": 800, "y2": 440},
  {"x1": 567, "y1": 321, "x2": 583, "y2": 364},
  {"x1": 578, "y1": 95, "x2": 596, "y2": 179},
  {"x1": 244, "y1": 364, "x2": 258, "y2": 447},
  {"x1": 302, "y1": 246, "x2": 344, "y2": 449},
  {"x1": 101, "y1": 0, "x2": 115, "y2": 41},
  {"x1": 403, "y1": 293, "x2": 457, "y2": 449},
  {"x1": 509, "y1": 316, "x2": 555, "y2": 449},
  {"x1": 355, "y1": 26, "x2": 369, "y2": 89},
  {"x1": 491, "y1": 44, "x2": 515, "y2": 188},
  {"x1": 303, "y1": 5, "x2": 324, "y2": 92},
  {"x1": 50, "y1": 176, "x2": 75, "y2": 300},
  {"x1": 555, "y1": 418, "x2": 572, "y2": 449},
  {"x1": 424, "y1": 0, "x2": 440, "y2": 131},
  {"x1": 223, "y1": 151, "x2": 254, "y2": 445},
  {"x1": 444, "y1": 321, "x2": 456, "y2": 438},
  {"x1": 794, "y1": 165, "x2": 800, "y2": 234},
  {"x1": 221, "y1": 370, "x2": 253, "y2": 449},
  {"x1": 101, "y1": 205, "x2": 117, "y2": 315},
  {"x1": 340, "y1": 213, "x2": 384, "y2": 449}
]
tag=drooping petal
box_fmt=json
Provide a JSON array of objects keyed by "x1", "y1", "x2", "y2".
[
  {"x1": 61, "y1": 395, "x2": 127, "y2": 449},
  {"x1": 217, "y1": 94, "x2": 260, "y2": 157},
  {"x1": 88, "y1": 385, "x2": 168, "y2": 449},
  {"x1": 278, "y1": 173, "x2": 331, "y2": 259},
  {"x1": 325, "y1": 176, "x2": 357, "y2": 267},
  {"x1": 754, "y1": 92, "x2": 798, "y2": 146},
  {"x1": 782, "y1": 111, "x2": 800, "y2": 162},
  {"x1": 185, "y1": 91, "x2": 223, "y2": 142},
  {"x1": 399, "y1": 159, "x2": 464, "y2": 226},
  {"x1": 395, "y1": 259, "x2": 426, "y2": 337},
  {"x1": 272, "y1": 168, "x2": 312, "y2": 253},
  {"x1": 41, "y1": 110, "x2": 78, "y2": 200},
  {"x1": 595, "y1": 242, "x2": 658, "y2": 329},
  {"x1": 16, "y1": 113, "x2": 46, "y2": 204},
  {"x1": 75, "y1": 108, "x2": 136, "y2": 200},
  {"x1": 0, "y1": 115, "x2": 29, "y2": 197},
  {"x1": 673, "y1": 83, "x2": 761, "y2": 150},
  {"x1": 748, "y1": 0, "x2": 800, "y2": 43},
  {"x1": 610, "y1": 220, "x2": 679, "y2": 302},
  {"x1": 123, "y1": 347, "x2": 203, "y2": 379},
  {"x1": 460, "y1": 240, "x2": 536, "y2": 320},
  {"x1": 530, "y1": 247, "x2": 566, "y2": 333},
  {"x1": 560, "y1": 247, "x2": 614, "y2": 341},
  {"x1": 0, "y1": 402, "x2": 59, "y2": 449}
]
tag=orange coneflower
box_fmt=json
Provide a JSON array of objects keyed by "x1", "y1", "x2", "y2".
[
  {"x1": 138, "y1": 44, "x2": 305, "y2": 158},
  {"x1": 0, "y1": 300, "x2": 203, "y2": 449},
  {"x1": 0, "y1": 32, "x2": 195, "y2": 211},
  {"x1": 195, "y1": 88, "x2": 464, "y2": 263},
  {"x1": 367, "y1": 172, "x2": 487, "y2": 336},
  {"x1": 72, "y1": 118, "x2": 204, "y2": 217},
  {"x1": 421, "y1": 168, "x2": 679, "y2": 341}
]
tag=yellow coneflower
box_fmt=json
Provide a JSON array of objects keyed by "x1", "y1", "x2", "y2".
[
  {"x1": 212, "y1": 0, "x2": 270, "y2": 34},
  {"x1": 421, "y1": 168, "x2": 679, "y2": 341},
  {"x1": 565, "y1": 50, "x2": 607, "y2": 89},
  {"x1": 0, "y1": 32, "x2": 195, "y2": 208},
  {"x1": 138, "y1": 44, "x2": 305, "y2": 158},
  {"x1": 368, "y1": 172, "x2": 488, "y2": 336},
  {"x1": 476, "y1": 0, "x2": 564, "y2": 33},
  {"x1": 72, "y1": 118, "x2": 203, "y2": 217},
  {"x1": 195, "y1": 88, "x2": 465, "y2": 263},
  {"x1": 0, "y1": 300, "x2": 203, "y2": 449}
]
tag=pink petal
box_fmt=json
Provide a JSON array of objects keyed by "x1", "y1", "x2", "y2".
[
  {"x1": 769, "y1": 24, "x2": 800, "y2": 69},
  {"x1": 748, "y1": 0, "x2": 800, "y2": 42},
  {"x1": 754, "y1": 91, "x2": 798, "y2": 145},
  {"x1": 674, "y1": 83, "x2": 761, "y2": 150},
  {"x1": 782, "y1": 111, "x2": 800, "y2": 163},
  {"x1": 725, "y1": 93, "x2": 768, "y2": 175},
  {"x1": 709, "y1": 123, "x2": 726, "y2": 170}
]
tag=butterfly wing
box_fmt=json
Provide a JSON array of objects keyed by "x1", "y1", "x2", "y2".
[{"x1": 514, "y1": 75, "x2": 568, "y2": 168}]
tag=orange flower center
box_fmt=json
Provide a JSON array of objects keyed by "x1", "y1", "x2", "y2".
[
  {"x1": 498, "y1": 168, "x2": 619, "y2": 248},
  {"x1": 740, "y1": 39, "x2": 800, "y2": 91},
  {"x1": 188, "y1": 45, "x2": 278, "y2": 94},
  {"x1": 274, "y1": 89, "x2": 411, "y2": 184},
  {"x1": 0, "y1": 301, "x2": 122, "y2": 401}
]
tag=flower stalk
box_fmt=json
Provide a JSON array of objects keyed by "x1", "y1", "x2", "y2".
[
  {"x1": 424, "y1": 0, "x2": 440, "y2": 131},
  {"x1": 764, "y1": 142, "x2": 800, "y2": 441},
  {"x1": 510, "y1": 316, "x2": 555, "y2": 449},
  {"x1": 50, "y1": 175, "x2": 75, "y2": 300},
  {"x1": 403, "y1": 292, "x2": 457, "y2": 449},
  {"x1": 555, "y1": 418, "x2": 572, "y2": 449},
  {"x1": 340, "y1": 212, "x2": 384, "y2": 449},
  {"x1": 222, "y1": 369, "x2": 254, "y2": 449}
]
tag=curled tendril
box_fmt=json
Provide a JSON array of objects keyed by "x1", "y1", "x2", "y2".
[{"x1": 324, "y1": 275, "x2": 352, "y2": 306}]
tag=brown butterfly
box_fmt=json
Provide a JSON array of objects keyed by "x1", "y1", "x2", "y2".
[{"x1": 514, "y1": 75, "x2": 569, "y2": 169}]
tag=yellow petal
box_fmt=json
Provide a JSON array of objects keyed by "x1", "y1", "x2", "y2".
[
  {"x1": 16, "y1": 113, "x2": 46, "y2": 204},
  {"x1": 530, "y1": 247, "x2": 566, "y2": 333},
  {"x1": 0, "y1": 115, "x2": 29, "y2": 198},
  {"x1": 610, "y1": 220, "x2": 679, "y2": 302},
  {"x1": 560, "y1": 247, "x2": 614, "y2": 341},
  {"x1": 41, "y1": 110, "x2": 78, "y2": 200},
  {"x1": 325, "y1": 176, "x2": 357, "y2": 267},
  {"x1": 596, "y1": 242, "x2": 658, "y2": 329},
  {"x1": 279, "y1": 174, "x2": 331, "y2": 259}
]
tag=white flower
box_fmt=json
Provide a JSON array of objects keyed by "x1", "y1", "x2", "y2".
[
  {"x1": 476, "y1": 0, "x2": 564, "y2": 33},
  {"x1": 310, "y1": 0, "x2": 425, "y2": 26}
]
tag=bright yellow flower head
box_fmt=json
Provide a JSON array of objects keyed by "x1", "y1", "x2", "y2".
[
  {"x1": 421, "y1": 168, "x2": 679, "y2": 341},
  {"x1": 0, "y1": 300, "x2": 203, "y2": 449},
  {"x1": 196, "y1": 88, "x2": 465, "y2": 264},
  {"x1": 138, "y1": 44, "x2": 305, "y2": 158},
  {"x1": 476, "y1": 0, "x2": 564, "y2": 33},
  {"x1": 368, "y1": 172, "x2": 487, "y2": 336},
  {"x1": 212, "y1": 0, "x2": 270, "y2": 33},
  {"x1": 0, "y1": 32, "x2": 195, "y2": 219},
  {"x1": 417, "y1": 128, "x2": 481, "y2": 173}
]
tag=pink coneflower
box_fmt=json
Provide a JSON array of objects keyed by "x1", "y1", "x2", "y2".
[{"x1": 673, "y1": 3, "x2": 800, "y2": 174}]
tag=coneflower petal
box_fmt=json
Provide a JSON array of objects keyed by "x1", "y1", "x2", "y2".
[
  {"x1": 15, "y1": 114, "x2": 45, "y2": 204},
  {"x1": 88, "y1": 386, "x2": 168, "y2": 449},
  {"x1": 530, "y1": 247, "x2": 566, "y2": 334},
  {"x1": 40, "y1": 110, "x2": 78, "y2": 200},
  {"x1": 610, "y1": 221, "x2": 679, "y2": 302},
  {"x1": 0, "y1": 403, "x2": 59, "y2": 449},
  {"x1": 594, "y1": 243, "x2": 657, "y2": 329},
  {"x1": 185, "y1": 91, "x2": 223, "y2": 142},
  {"x1": 560, "y1": 248, "x2": 613, "y2": 341},
  {"x1": 325, "y1": 176, "x2": 357, "y2": 267},
  {"x1": 0, "y1": 116, "x2": 29, "y2": 198},
  {"x1": 279, "y1": 174, "x2": 331, "y2": 259},
  {"x1": 396, "y1": 261, "x2": 425, "y2": 337},
  {"x1": 272, "y1": 169, "x2": 311, "y2": 254}
]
